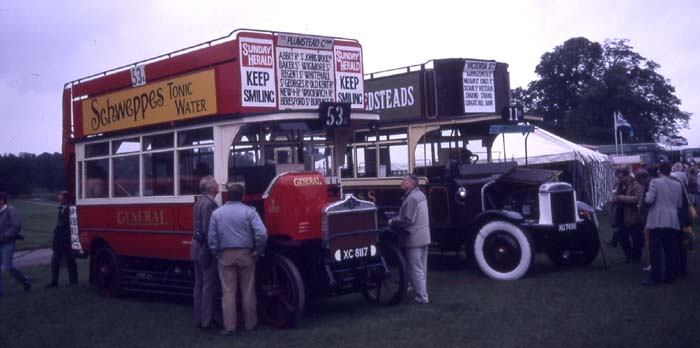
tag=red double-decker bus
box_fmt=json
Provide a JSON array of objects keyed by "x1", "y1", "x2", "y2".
[{"x1": 62, "y1": 29, "x2": 406, "y2": 327}]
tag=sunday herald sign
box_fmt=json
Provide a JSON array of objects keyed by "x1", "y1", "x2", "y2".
[{"x1": 238, "y1": 33, "x2": 364, "y2": 110}]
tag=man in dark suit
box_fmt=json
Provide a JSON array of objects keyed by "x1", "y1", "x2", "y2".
[
  {"x1": 191, "y1": 176, "x2": 220, "y2": 329},
  {"x1": 46, "y1": 191, "x2": 78, "y2": 287}
]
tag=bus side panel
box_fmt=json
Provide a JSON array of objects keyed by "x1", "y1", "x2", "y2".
[
  {"x1": 78, "y1": 204, "x2": 194, "y2": 261},
  {"x1": 72, "y1": 100, "x2": 84, "y2": 138},
  {"x1": 214, "y1": 62, "x2": 239, "y2": 116}
]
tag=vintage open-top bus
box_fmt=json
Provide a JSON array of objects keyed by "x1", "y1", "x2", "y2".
[
  {"x1": 342, "y1": 59, "x2": 601, "y2": 280},
  {"x1": 62, "y1": 29, "x2": 407, "y2": 327}
]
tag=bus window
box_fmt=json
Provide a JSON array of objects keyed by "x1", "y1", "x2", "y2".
[
  {"x1": 178, "y1": 147, "x2": 213, "y2": 195},
  {"x1": 85, "y1": 141, "x2": 109, "y2": 158},
  {"x1": 310, "y1": 144, "x2": 334, "y2": 176},
  {"x1": 143, "y1": 151, "x2": 174, "y2": 196},
  {"x1": 85, "y1": 159, "x2": 108, "y2": 198},
  {"x1": 77, "y1": 161, "x2": 83, "y2": 199},
  {"x1": 177, "y1": 128, "x2": 214, "y2": 195},
  {"x1": 113, "y1": 138, "x2": 140, "y2": 154},
  {"x1": 387, "y1": 144, "x2": 408, "y2": 176},
  {"x1": 113, "y1": 155, "x2": 139, "y2": 197},
  {"x1": 143, "y1": 133, "x2": 174, "y2": 151},
  {"x1": 112, "y1": 138, "x2": 140, "y2": 197},
  {"x1": 178, "y1": 127, "x2": 214, "y2": 147},
  {"x1": 340, "y1": 147, "x2": 354, "y2": 178},
  {"x1": 358, "y1": 145, "x2": 379, "y2": 177}
]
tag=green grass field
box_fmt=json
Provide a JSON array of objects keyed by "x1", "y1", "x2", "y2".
[
  {"x1": 8, "y1": 199, "x2": 57, "y2": 250},
  {"x1": 1, "y1": 206, "x2": 699, "y2": 348}
]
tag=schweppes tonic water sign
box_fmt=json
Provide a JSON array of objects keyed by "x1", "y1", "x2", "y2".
[{"x1": 82, "y1": 69, "x2": 218, "y2": 135}]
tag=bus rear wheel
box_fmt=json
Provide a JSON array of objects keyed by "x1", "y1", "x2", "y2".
[{"x1": 92, "y1": 247, "x2": 122, "y2": 297}]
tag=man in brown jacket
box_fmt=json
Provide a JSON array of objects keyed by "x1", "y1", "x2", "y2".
[{"x1": 611, "y1": 168, "x2": 644, "y2": 262}]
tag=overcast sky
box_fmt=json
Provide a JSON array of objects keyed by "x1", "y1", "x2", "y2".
[{"x1": 1, "y1": 0, "x2": 697, "y2": 154}]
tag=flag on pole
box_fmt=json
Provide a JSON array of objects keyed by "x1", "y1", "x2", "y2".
[{"x1": 614, "y1": 111, "x2": 632, "y2": 129}]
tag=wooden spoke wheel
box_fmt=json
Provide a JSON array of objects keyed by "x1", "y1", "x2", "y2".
[
  {"x1": 92, "y1": 247, "x2": 122, "y2": 297},
  {"x1": 362, "y1": 244, "x2": 407, "y2": 305},
  {"x1": 256, "y1": 254, "x2": 305, "y2": 328}
]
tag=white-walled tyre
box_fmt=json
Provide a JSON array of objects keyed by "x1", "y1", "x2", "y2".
[{"x1": 474, "y1": 220, "x2": 534, "y2": 280}]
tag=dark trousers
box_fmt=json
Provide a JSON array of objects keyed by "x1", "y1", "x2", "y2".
[
  {"x1": 191, "y1": 239, "x2": 220, "y2": 327},
  {"x1": 648, "y1": 228, "x2": 681, "y2": 284},
  {"x1": 619, "y1": 225, "x2": 644, "y2": 262},
  {"x1": 678, "y1": 229, "x2": 688, "y2": 277},
  {"x1": 51, "y1": 242, "x2": 78, "y2": 284}
]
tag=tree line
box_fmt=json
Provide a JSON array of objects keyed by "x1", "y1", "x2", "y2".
[
  {"x1": 0, "y1": 152, "x2": 66, "y2": 196},
  {"x1": 513, "y1": 37, "x2": 691, "y2": 145}
]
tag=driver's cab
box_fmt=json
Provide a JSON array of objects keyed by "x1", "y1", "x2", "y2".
[{"x1": 222, "y1": 114, "x2": 374, "y2": 211}]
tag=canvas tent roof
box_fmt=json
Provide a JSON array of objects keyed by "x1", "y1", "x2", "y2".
[
  {"x1": 490, "y1": 126, "x2": 614, "y2": 210},
  {"x1": 492, "y1": 126, "x2": 610, "y2": 165}
]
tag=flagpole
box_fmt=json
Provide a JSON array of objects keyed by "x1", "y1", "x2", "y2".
[{"x1": 614, "y1": 111, "x2": 619, "y2": 155}]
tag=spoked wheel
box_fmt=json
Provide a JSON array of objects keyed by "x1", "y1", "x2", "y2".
[
  {"x1": 547, "y1": 221, "x2": 600, "y2": 267},
  {"x1": 256, "y1": 254, "x2": 305, "y2": 328},
  {"x1": 362, "y1": 244, "x2": 407, "y2": 305},
  {"x1": 474, "y1": 220, "x2": 534, "y2": 280},
  {"x1": 92, "y1": 247, "x2": 122, "y2": 297}
]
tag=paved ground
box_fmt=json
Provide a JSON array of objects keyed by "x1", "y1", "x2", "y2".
[{"x1": 13, "y1": 248, "x2": 52, "y2": 267}]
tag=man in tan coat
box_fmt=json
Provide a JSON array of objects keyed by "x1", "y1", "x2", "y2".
[{"x1": 389, "y1": 174, "x2": 430, "y2": 304}]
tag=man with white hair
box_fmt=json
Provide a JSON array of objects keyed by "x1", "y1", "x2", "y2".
[
  {"x1": 389, "y1": 174, "x2": 431, "y2": 304},
  {"x1": 191, "y1": 175, "x2": 220, "y2": 329},
  {"x1": 671, "y1": 162, "x2": 688, "y2": 188}
]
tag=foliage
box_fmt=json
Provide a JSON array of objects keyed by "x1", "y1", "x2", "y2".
[
  {"x1": 0, "y1": 152, "x2": 65, "y2": 197},
  {"x1": 513, "y1": 37, "x2": 691, "y2": 144}
]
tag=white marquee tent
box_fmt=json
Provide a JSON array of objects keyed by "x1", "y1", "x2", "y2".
[{"x1": 491, "y1": 126, "x2": 615, "y2": 210}]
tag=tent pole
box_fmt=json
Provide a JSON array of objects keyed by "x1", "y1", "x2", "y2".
[
  {"x1": 502, "y1": 134, "x2": 506, "y2": 162},
  {"x1": 525, "y1": 132, "x2": 530, "y2": 166}
]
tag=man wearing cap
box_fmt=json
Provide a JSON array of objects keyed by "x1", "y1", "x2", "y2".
[
  {"x1": 46, "y1": 191, "x2": 78, "y2": 288},
  {"x1": 389, "y1": 174, "x2": 431, "y2": 304}
]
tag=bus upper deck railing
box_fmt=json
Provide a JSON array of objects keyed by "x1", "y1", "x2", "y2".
[{"x1": 63, "y1": 28, "x2": 361, "y2": 91}]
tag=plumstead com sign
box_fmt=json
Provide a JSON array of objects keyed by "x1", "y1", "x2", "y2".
[
  {"x1": 82, "y1": 69, "x2": 217, "y2": 135},
  {"x1": 239, "y1": 33, "x2": 364, "y2": 110}
]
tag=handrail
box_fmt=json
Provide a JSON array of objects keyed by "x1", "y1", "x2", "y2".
[{"x1": 65, "y1": 28, "x2": 360, "y2": 88}]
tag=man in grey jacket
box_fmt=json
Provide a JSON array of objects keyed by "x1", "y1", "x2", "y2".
[
  {"x1": 191, "y1": 176, "x2": 220, "y2": 329},
  {"x1": 208, "y1": 184, "x2": 267, "y2": 335},
  {"x1": 643, "y1": 162, "x2": 683, "y2": 285},
  {"x1": 389, "y1": 174, "x2": 430, "y2": 304},
  {"x1": 0, "y1": 191, "x2": 31, "y2": 296}
]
